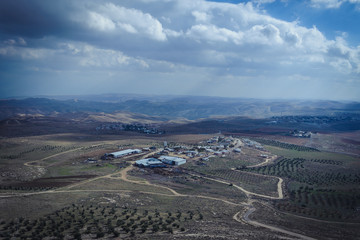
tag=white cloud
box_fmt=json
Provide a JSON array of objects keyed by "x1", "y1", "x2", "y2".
[
  {"x1": 245, "y1": 24, "x2": 283, "y2": 45},
  {"x1": 59, "y1": 42, "x2": 150, "y2": 69},
  {"x1": 310, "y1": 0, "x2": 360, "y2": 8},
  {"x1": 192, "y1": 11, "x2": 212, "y2": 22},
  {"x1": 252, "y1": 0, "x2": 276, "y2": 5},
  {"x1": 300, "y1": 26, "x2": 328, "y2": 52},
  {"x1": 0, "y1": 45, "x2": 48, "y2": 59},
  {"x1": 1, "y1": 0, "x2": 359, "y2": 100},
  {"x1": 164, "y1": 29, "x2": 183, "y2": 38},
  {"x1": 284, "y1": 30, "x2": 301, "y2": 46},
  {"x1": 90, "y1": 3, "x2": 168, "y2": 41},
  {"x1": 310, "y1": 0, "x2": 344, "y2": 8},
  {"x1": 4, "y1": 39, "x2": 16, "y2": 45},
  {"x1": 117, "y1": 23, "x2": 138, "y2": 34},
  {"x1": 3, "y1": 37, "x2": 27, "y2": 46},
  {"x1": 88, "y1": 11, "x2": 116, "y2": 31},
  {"x1": 330, "y1": 59, "x2": 352, "y2": 73},
  {"x1": 17, "y1": 38, "x2": 27, "y2": 46},
  {"x1": 4, "y1": 0, "x2": 359, "y2": 78},
  {"x1": 186, "y1": 24, "x2": 243, "y2": 44}
]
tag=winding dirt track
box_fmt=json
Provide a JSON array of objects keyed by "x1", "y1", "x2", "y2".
[
  {"x1": 110, "y1": 164, "x2": 182, "y2": 196},
  {"x1": 24, "y1": 147, "x2": 84, "y2": 167},
  {"x1": 24, "y1": 144, "x2": 105, "y2": 167},
  {"x1": 247, "y1": 154, "x2": 278, "y2": 168},
  {"x1": 190, "y1": 173, "x2": 283, "y2": 200},
  {"x1": 233, "y1": 208, "x2": 316, "y2": 240},
  {"x1": 188, "y1": 170, "x2": 316, "y2": 239}
]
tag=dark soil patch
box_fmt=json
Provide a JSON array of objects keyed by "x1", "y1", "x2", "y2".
[
  {"x1": 2, "y1": 175, "x2": 97, "y2": 189},
  {"x1": 342, "y1": 138, "x2": 360, "y2": 146}
]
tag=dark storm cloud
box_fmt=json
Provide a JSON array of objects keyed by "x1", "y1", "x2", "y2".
[{"x1": 0, "y1": 0, "x2": 74, "y2": 38}]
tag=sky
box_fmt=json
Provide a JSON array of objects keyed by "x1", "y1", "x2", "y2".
[{"x1": 0, "y1": 0, "x2": 359, "y2": 101}]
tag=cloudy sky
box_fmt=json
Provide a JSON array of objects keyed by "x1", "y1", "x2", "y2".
[{"x1": 0, "y1": 0, "x2": 359, "y2": 100}]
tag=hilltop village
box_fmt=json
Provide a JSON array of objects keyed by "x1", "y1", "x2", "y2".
[
  {"x1": 96, "y1": 123, "x2": 165, "y2": 135},
  {"x1": 84, "y1": 136, "x2": 272, "y2": 170}
]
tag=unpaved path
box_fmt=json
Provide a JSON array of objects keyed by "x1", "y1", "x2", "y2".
[
  {"x1": 229, "y1": 168, "x2": 284, "y2": 199},
  {"x1": 64, "y1": 151, "x2": 155, "y2": 190},
  {"x1": 24, "y1": 147, "x2": 85, "y2": 167},
  {"x1": 233, "y1": 207, "x2": 317, "y2": 240},
  {"x1": 107, "y1": 163, "x2": 182, "y2": 196},
  {"x1": 190, "y1": 173, "x2": 283, "y2": 200},
  {"x1": 24, "y1": 144, "x2": 109, "y2": 168},
  {"x1": 229, "y1": 153, "x2": 316, "y2": 239},
  {"x1": 247, "y1": 154, "x2": 278, "y2": 168}
]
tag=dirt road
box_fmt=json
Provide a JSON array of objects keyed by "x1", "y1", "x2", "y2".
[
  {"x1": 190, "y1": 173, "x2": 284, "y2": 200},
  {"x1": 247, "y1": 154, "x2": 278, "y2": 168},
  {"x1": 233, "y1": 207, "x2": 317, "y2": 240},
  {"x1": 23, "y1": 144, "x2": 107, "y2": 168},
  {"x1": 229, "y1": 152, "x2": 317, "y2": 239},
  {"x1": 24, "y1": 147, "x2": 85, "y2": 167}
]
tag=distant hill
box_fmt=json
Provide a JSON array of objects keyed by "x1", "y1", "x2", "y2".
[
  {"x1": 1, "y1": 95, "x2": 359, "y2": 137},
  {"x1": 0, "y1": 95, "x2": 359, "y2": 121}
]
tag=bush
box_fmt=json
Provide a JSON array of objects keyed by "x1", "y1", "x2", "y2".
[
  {"x1": 113, "y1": 231, "x2": 120, "y2": 237},
  {"x1": 96, "y1": 232, "x2": 104, "y2": 238},
  {"x1": 152, "y1": 224, "x2": 159, "y2": 232}
]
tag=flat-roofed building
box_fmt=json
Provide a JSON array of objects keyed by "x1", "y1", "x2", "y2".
[
  {"x1": 135, "y1": 158, "x2": 167, "y2": 168},
  {"x1": 159, "y1": 156, "x2": 186, "y2": 166},
  {"x1": 109, "y1": 149, "x2": 142, "y2": 158},
  {"x1": 233, "y1": 148, "x2": 242, "y2": 153}
]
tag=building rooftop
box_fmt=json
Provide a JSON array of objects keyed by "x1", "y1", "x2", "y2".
[
  {"x1": 135, "y1": 158, "x2": 164, "y2": 166},
  {"x1": 158, "y1": 156, "x2": 185, "y2": 162},
  {"x1": 110, "y1": 149, "x2": 141, "y2": 156}
]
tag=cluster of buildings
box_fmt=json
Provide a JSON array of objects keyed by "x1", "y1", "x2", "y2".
[
  {"x1": 157, "y1": 136, "x2": 242, "y2": 163},
  {"x1": 203, "y1": 136, "x2": 240, "y2": 152},
  {"x1": 133, "y1": 136, "x2": 241, "y2": 168},
  {"x1": 135, "y1": 156, "x2": 186, "y2": 168},
  {"x1": 270, "y1": 115, "x2": 358, "y2": 124},
  {"x1": 289, "y1": 130, "x2": 312, "y2": 138},
  {"x1": 86, "y1": 136, "x2": 245, "y2": 169},
  {"x1": 99, "y1": 147, "x2": 188, "y2": 168},
  {"x1": 96, "y1": 123, "x2": 165, "y2": 135},
  {"x1": 242, "y1": 138, "x2": 264, "y2": 150},
  {"x1": 156, "y1": 145, "x2": 201, "y2": 158}
]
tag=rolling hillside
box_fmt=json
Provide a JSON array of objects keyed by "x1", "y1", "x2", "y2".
[{"x1": 1, "y1": 94, "x2": 359, "y2": 121}]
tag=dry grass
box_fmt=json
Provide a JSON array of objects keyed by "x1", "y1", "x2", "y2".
[{"x1": 67, "y1": 178, "x2": 175, "y2": 195}]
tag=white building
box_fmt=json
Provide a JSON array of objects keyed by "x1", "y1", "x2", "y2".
[
  {"x1": 109, "y1": 149, "x2": 142, "y2": 158},
  {"x1": 135, "y1": 158, "x2": 166, "y2": 168},
  {"x1": 158, "y1": 156, "x2": 186, "y2": 166},
  {"x1": 214, "y1": 151, "x2": 222, "y2": 156},
  {"x1": 233, "y1": 148, "x2": 242, "y2": 153}
]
